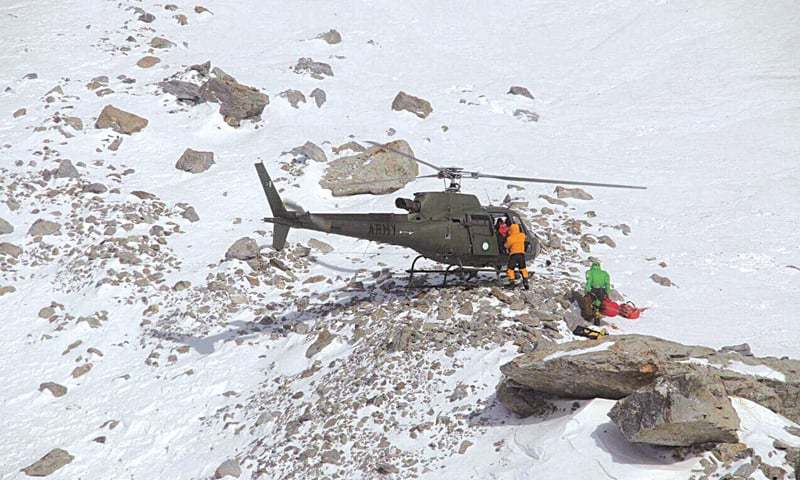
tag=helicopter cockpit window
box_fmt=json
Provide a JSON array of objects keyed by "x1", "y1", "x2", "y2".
[{"x1": 467, "y1": 214, "x2": 491, "y2": 225}]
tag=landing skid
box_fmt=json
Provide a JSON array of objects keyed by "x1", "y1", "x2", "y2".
[{"x1": 406, "y1": 255, "x2": 502, "y2": 288}]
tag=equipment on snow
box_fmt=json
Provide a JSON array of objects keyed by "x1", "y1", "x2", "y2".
[
  {"x1": 601, "y1": 298, "x2": 620, "y2": 317},
  {"x1": 619, "y1": 302, "x2": 642, "y2": 319},
  {"x1": 573, "y1": 325, "x2": 607, "y2": 339}
]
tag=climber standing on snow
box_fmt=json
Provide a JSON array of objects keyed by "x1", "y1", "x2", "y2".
[
  {"x1": 505, "y1": 223, "x2": 529, "y2": 290},
  {"x1": 585, "y1": 259, "x2": 612, "y2": 315}
]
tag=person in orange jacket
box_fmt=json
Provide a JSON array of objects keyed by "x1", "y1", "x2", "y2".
[{"x1": 504, "y1": 223, "x2": 529, "y2": 289}]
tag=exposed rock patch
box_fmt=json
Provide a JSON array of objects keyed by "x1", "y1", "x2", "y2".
[
  {"x1": 310, "y1": 88, "x2": 326, "y2": 107},
  {"x1": 136, "y1": 56, "x2": 161, "y2": 68},
  {"x1": 0, "y1": 218, "x2": 13, "y2": 235},
  {"x1": 225, "y1": 237, "x2": 259, "y2": 261},
  {"x1": 555, "y1": 186, "x2": 593, "y2": 200},
  {"x1": 279, "y1": 89, "x2": 306, "y2": 108},
  {"x1": 198, "y1": 71, "x2": 269, "y2": 127},
  {"x1": 22, "y1": 448, "x2": 74, "y2": 477},
  {"x1": 508, "y1": 86, "x2": 534, "y2": 99},
  {"x1": 28, "y1": 219, "x2": 61, "y2": 237},
  {"x1": 316, "y1": 29, "x2": 342, "y2": 44},
  {"x1": 292, "y1": 58, "x2": 334, "y2": 79}
]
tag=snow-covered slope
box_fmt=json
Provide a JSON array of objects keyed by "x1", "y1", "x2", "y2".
[{"x1": 1, "y1": 0, "x2": 799, "y2": 478}]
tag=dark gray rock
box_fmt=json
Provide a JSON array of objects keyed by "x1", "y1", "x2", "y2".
[
  {"x1": 292, "y1": 58, "x2": 334, "y2": 79},
  {"x1": 309, "y1": 88, "x2": 326, "y2": 107},
  {"x1": 150, "y1": 36, "x2": 175, "y2": 48},
  {"x1": 160, "y1": 80, "x2": 204, "y2": 104},
  {"x1": 82, "y1": 183, "x2": 107, "y2": 194},
  {"x1": 608, "y1": 371, "x2": 739, "y2": 446},
  {"x1": 138, "y1": 12, "x2": 155, "y2": 23},
  {"x1": 225, "y1": 237, "x2": 259, "y2": 261},
  {"x1": 496, "y1": 379, "x2": 557, "y2": 417},
  {"x1": 22, "y1": 448, "x2": 74, "y2": 476},
  {"x1": 287, "y1": 141, "x2": 326, "y2": 163},
  {"x1": 175, "y1": 148, "x2": 214, "y2": 173},
  {"x1": 320, "y1": 140, "x2": 418, "y2": 196},
  {"x1": 181, "y1": 206, "x2": 200, "y2": 222},
  {"x1": 508, "y1": 85, "x2": 534, "y2": 99},
  {"x1": 391, "y1": 91, "x2": 432, "y2": 119},
  {"x1": 54, "y1": 160, "x2": 79, "y2": 179},
  {"x1": 720, "y1": 343, "x2": 753, "y2": 357},
  {"x1": 514, "y1": 109, "x2": 539, "y2": 122},
  {"x1": 190, "y1": 61, "x2": 211, "y2": 76},
  {"x1": 650, "y1": 273, "x2": 674, "y2": 287}
]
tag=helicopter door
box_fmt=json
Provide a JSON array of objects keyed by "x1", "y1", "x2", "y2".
[{"x1": 466, "y1": 214, "x2": 496, "y2": 255}]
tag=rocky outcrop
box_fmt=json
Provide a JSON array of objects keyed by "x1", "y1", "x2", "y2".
[
  {"x1": 214, "y1": 459, "x2": 241, "y2": 479},
  {"x1": 320, "y1": 140, "x2": 419, "y2": 196},
  {"x1": 22, "y1": 448, "x2": 74, "y2": 476},
  {"x1": 496, "y1": 379, "x2": 556, "y2": 417},
  {"x1": 95, "y1": 105, "x2": 148, "y2": 135},
  {"x1": 199, "y1": 72, "x2": 269, "y2": 127},
  {"x1": 499, "y1": 334, "x2": 800, "y2": 446},
  {"x1": 160, "y1": 80, "x2": 204, "y2": 104},
  {"x1": 175, "y1": 148, "x2": 214, "y2": 173},
  {"x1": 608, "y1": 372, "x2": 739, "y2": 446},
  {"x1": 391, "y1": 91, "x2": 432, "y2": 119}
]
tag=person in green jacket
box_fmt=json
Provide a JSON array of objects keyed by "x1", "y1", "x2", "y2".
[{"x1": 585, "y1": 260, "x2": 612, "y2": 310}]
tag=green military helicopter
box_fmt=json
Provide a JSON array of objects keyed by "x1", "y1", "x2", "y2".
[{"x1": 255, "y1": 141, "x2": 645, "y2": 286}]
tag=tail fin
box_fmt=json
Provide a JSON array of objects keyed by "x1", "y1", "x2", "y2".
[
  {"x1": 255, "y1": 162, "x2": 290, "y2": 250},
  {"x1": 255, "y1": 162, "x2": 288, "y2": 218}
]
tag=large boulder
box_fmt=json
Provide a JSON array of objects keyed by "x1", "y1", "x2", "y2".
[
  {"x1": 320, "y1": 140, "x2": 419, "y2": 196},
  {"x1": 225, "y1": 237, "x2": 259, "y2": 261},
  {"x1": 391, "y1": 91, "x2": 432, "y2": 119},
  {"x1": 499, "y1": 334, "x2": 800, "y2": 424},
  {"x1": 22, "y1": 448, "x2": 74, "y2": 476},
  {"x1": 95, "y1": 105, "x2": 148, "y2": 134},
  {"x1": 54, "y1": 159, "x2": 79, "y2": 179},
  {"x1": 175, "y1": 148, "x2": 214, "y2": 173},
  {"x1": 608, "y1": 371, "x2": 740, "y2": 446},
  {"x1": 199, "y1": 74, "x2": 269, "y2": 127}
]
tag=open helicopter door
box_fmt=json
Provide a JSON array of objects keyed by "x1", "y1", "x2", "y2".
[{"x1": 465, "y1": 213, "x2": 497, "y2": 255}]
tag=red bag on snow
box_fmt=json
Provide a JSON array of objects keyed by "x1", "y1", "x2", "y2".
[
  {"x1": 601, "y1": 298, "x2": 619, "y2": 317},
  {"x1": 619, "y1": 302, "x2": 641, "y2": 320}
]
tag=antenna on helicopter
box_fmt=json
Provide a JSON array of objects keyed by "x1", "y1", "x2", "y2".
[{"x1": 364, "y1": 140, "x2": 647, "y2": 192}]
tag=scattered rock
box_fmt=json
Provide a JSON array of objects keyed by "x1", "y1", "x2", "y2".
[
  {"x1": 39, "y1": 382, "x2": 67, "y2": 398},
  {"x1": 317, "y1": 29, "x2": 342, "y2": 44},
  {"x1": 175, "y1": 14, "x2": 188, "y2": 25},
  {"x1": 199, "y1": 74, "x2": 269, "y2": 127},
  {"x1": 195, "y1": 5, "x2": 212, "y2": 14},
  {"x1": 22, "y1": 449, "x2": 74, "y2": 477},
  {"x1": 720, "y1": 343, "x2": 753, "y2": 357},
  {"x1": 320, "y1": 140, "x2": 419, "y2": 196},
  {"x1": 86, "y1": 75, "x2": 108, "y2": 90},
  {"x1": 292, "y1": 58, "x2": 334, "y2": 79},
  {"x1": 496, "y1": 379, "x2": 557, "y2": 417},
  {"x1": 306, "y1": 329, "x2": 335, "y2": 358},
  {"x1": 136, "y1": 56, "x2": 161, "y2": 68},
  {"x1": 82, "y1": 183, "x2": 107, "y2": 194},
  {"x1": 555, "y1": 186, "x2": 593, "y2": 200},
  {"x1": 95, "y1": 105, "x2": 148, "y2": 135},
  {"x1": 279, "y1": 89, "x2": 306, "y2": 108},
  {"x1": 23, "y1": 73, "x2": 38, "y2": 80},
  {"x1": 287, "y1": 141, "x2": 326, "y2": 163},
  {"x1": 458, "y1": 440, "x2": 474, "y2": 454},
  {"x1": 214, "y1": 459, "x2": 241, "y2": 479},
  {"x1": 309, "y1": 88, "x2": 326, "y2": 107},
  {"x1": 0, "y1": 218, "x2": 13, "y2": 235},
  {"x1": 225, "y1": 237, "x2": 259, "y2": 261},
  {"x1": 71, "y1": 363, "x2": 93, "y2": 378},
  {"x1": 332, "y1": 141, "x2": 364, "y2": 155},
  {"x1": 138, "y1": 12, "x2": 156, "y2": 23},
  {"x1": 181, "y1": 206, "x2": 200, "y2": 222},
  {"x1": 160, "y1": 80, "x2": 204, "y2": 104},
  {"x1": 0, "y1": 242, "x2": 22, "y2": 258},
  {"x1": 13, "y1": 108, "x2": 26, "y2": 118},
  {"x1": 608, "y1": 371, "x2": 740, "y2": 446},
  {"x1": 63, "y1": 116, "x2": 83, "y2": 130},
  {"x1": 597, "y1": 235, "x2": 616, "y2": 248},
  {"x1": 54, "y1": 159, "x2": 79, "y2": 179},
  {"x1": 150, "y1": 36, "x2": 176, "y2": 49},
  {"x1": 391, "y1": 91, "x2": 432, "y2": 119},
  {"x1": 650, "y1": 273, "x2": 674, "y2": 287},
  {"x1": 507, "y1": 86, "x2": 534, "y2": 99},
  {"x1": 28, "y1": 219, "x2": 61, "y2": 237},
  {"x1": 514, "y1": 109, "x2": 539, "y2": 122},
  {"x1": 308, "y1": 238, "x2": 333, "y2": 254},
  {"x1": 175, "y1": 148, "x2": 215, "y2": 173},
  {"x1": 190, "y1": 61, "x2": 211, "y2": 76},
  {"x1": 0, "y1": 286, "x2": 15, "y2": 296},
  {"x1": 539, "y1": 195, "x2": 567, "y2": 207}
]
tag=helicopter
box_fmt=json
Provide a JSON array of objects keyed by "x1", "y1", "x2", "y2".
[{"x1": 254, "y1": 141, "x2": 645, "y2": 286}]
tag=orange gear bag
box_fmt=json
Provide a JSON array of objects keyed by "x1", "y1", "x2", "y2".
[{"x1": 619, "y1": 302, "x2": 641, "y2": 319}]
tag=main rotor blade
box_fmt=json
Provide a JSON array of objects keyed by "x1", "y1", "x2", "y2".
[
  {"x1": 467, "y1": 172, "x2": 647, "y2": 190},
  {"x1": 364, "y1": 140, "x2": 443, "y2": 172}
]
